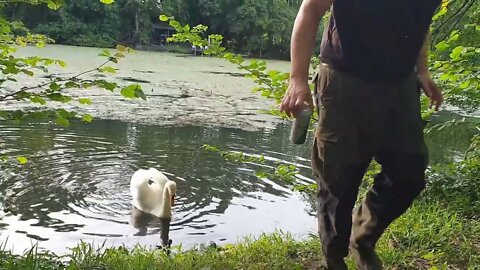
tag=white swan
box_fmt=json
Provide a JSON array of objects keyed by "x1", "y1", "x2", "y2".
[{"x1": 130, "y1": 168, "x2": 176, "y2": 219}]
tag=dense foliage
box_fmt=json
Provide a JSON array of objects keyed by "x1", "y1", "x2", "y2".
[
  {"x1": 1, "y1": 0, "x2": 164, "y2": 48},
  {"x1": 0, "y1": 0, "x2": 311, "y2": 58},
  {"x1": 163, "y1": 0, "x2": 306, "y2": 58}
]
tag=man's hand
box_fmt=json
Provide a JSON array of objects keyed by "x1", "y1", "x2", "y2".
[
  {"x1": 282, "y1": 0, "x2": 331, "y2": 118},
  {"x1": 280, "y1": 79, "x2": 313, "y2": 117},
  {"x1": 418, "y1": 73, "x2": 443, "y2": 111},
  {"x1": 416, "y1": 30, "x2": 443, "y2": 111}
]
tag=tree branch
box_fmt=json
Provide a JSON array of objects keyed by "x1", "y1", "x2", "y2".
[
  {"x1": 0, "y1": 59, "x2": 110, "y2": 102},
  {"x1": 431, "y1": 0, "x2": 474, "y2": 46}
]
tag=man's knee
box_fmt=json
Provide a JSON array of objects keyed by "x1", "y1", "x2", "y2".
[
  {"x1": 377, "y1": 151, "x2": 428, "y2": 192},
  {"x1": 407, "y1": 172, "x2": 426, "y2": 197}
]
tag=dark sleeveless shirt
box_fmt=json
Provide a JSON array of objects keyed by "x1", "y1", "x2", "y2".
[{"x1": 320, "y1": 0, "x2": 441, "y2": 83}]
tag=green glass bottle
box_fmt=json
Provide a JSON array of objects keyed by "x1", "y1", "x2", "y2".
[{"x1": 289, "y1": 107, "x2": 312, "y2": 144}]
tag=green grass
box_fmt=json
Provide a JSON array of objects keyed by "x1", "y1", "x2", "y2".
[
  {"x1": 375, "y1": 201, "x2": 480, "y2": 270},
  {"x1": 1, "y1": 199, "x2": 479, "y2": 270}
]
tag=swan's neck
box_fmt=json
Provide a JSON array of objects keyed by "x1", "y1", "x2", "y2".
[{"x1": 160, "y1": 185, "x2": 172, "y2": 218}]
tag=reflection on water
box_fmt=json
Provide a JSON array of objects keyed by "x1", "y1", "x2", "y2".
[
  {"x1": 130, "y1": 207, "x2": 171, "y2": 248},
  {"x1": 426, "y1": 112, "x2": 480, "y2": 164},
  {"x1": 0, "y1": 114, "x2": 476, "y2": 254},
  {"x1": 0, "y1": 120, "x2": 315, "y2": 254}
]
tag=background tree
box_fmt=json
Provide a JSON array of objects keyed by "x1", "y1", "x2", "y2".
[{"x1": 0, "y1": 0, "x2": 311, "y2": 58}]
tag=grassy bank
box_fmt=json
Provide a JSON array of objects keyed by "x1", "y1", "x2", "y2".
[{"x1": 1, "y1": 199, "x2": 479, "y2": 270}]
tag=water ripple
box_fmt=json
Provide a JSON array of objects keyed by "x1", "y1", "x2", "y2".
[{"x1": 0, "y1": 120, "x2": 317, "y2": 254}]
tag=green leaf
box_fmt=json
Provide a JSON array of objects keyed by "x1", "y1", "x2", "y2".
[
  {"x1": 121, "y1": 86, "x2": 136, "y2": 98},
  {"x1": 255, "y1": 171, "x2": 269, "y2": 179},
  {"x1": 30, "y1": 96, "x2": 47, "y2": 105},
  {"x1": 47, "y1": 93, "x2": 71, "y2": 103},
  {"x1": 459, "y1": 81, "x2": 470, "y2": 89},
  {"x1": 61, "y1": 96, "x2": 72, "y2": 103},
  {"x1": 82, "y1": 114, "x2": 94, "y2": 123},
  {"x1": 134, "y1": 86, "x2": 146, "y2": 100},
  {"x1": 95, "y1": 80, "x2": 117, "y2": 91},
  {"x1": 99, "y1": 49, "x2": 111, "y2": 57},
  {"x1": 43, "y1": 59, "x2": 55, "y2": 65},
  {"x1": 202, "y1": 144, "x2": 220, "y2": 152},
  {"x1": 0, "y1": 111, "x2": 10, "y2": 120},
  {"x1": 17, "y1": 156, "x2": 28, "y2": 164},
  {"x1": 57, "y1": 109, "x2": 76, "y2": 119},
  {"x1": 116, "y1": 45, "x2": 128, "y2": 52},
  {"x1": 13, "y1": 91, "x2": 30, "y2": 100},
  {"x1": 36, "y1": 41, "x2": 46, "y2": 48},
  {"x1": 56, "y1": 60, "x2": 66, "y2": 67},
  {"x1": 159, "y1": 15, "x2": 170, "y2": 22},
  {"x1": 55, "y1": 116, "x2": 70, "y2": 127},
  {"x1": 78, "y1": 98, "x2": 92, "y2": 105},
  {"x1": 47, "y1": 0, "x2": 62, "y2": 10},
  {"x1": 99, "y1": 66, "x2": 117, "y2": 73},
  {"x1": 49, "y1": 82, "x2": 61, "y2": 91},
  {"x1": 432, "y1": 7, "x2": 447, "y2": 21},
  {"x1": 121, "y1": 84, "x2": 138, "y2": 98},
  {"x1": 114, "y1": 52, "x2": 125, "y2": 59},
  {"x1": 3, "y1": 65, "x2": 19, "y2": 75},
  {"x1": 21, "y1": 69, "x2": 34, "y2": 76},
  {"x1": 434, "y1": 41, "x2": 449, "y2": 52},
  {"x1": 450, "y1": 46, "x2": 464, "y2": 60},
  {"x1": 100, "y1": 0, "x2": 115, "y2": 4},
  {"x1": 65, "y1": 81, "x2": 79, "y2": 88},
  {"x1": 118, "y1": 84, "x2": 145, "y2": 99}
]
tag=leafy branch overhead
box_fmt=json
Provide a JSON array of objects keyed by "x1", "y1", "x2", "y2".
[
  {"x1": 160, "y1": 15, "x2": 302, "y2": 121},
  {"x1": 0, "y1": 0, "x2": 146, "y2": 164},
  {"x1": 0, "y1": 1, "x2": 146, "y2": 127}
]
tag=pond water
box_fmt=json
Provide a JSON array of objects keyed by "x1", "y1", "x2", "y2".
[
  {"x1": 0, "y1": 120, "x2": 317, "y2": 255},
  {"x1": 0, "y1": 113, "x2": 478, "y2": 255}
]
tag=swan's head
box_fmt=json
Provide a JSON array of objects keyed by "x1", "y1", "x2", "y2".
[
  {"x1": 164, "y1": 181, "x2": 177, "y2": 207},
  {"x1": 145, "y1": 168, "x2": 169, "y2": 185}
]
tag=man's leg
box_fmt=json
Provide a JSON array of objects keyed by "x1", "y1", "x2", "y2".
[
  {"x1": 312, "y1": 65, "x2": 377, "y2": 269},
  {"x1": 350, "y1": 74, "x2": 429, "y2": 269},
  {"x1": 350, "y1": 152, "x2": 427, "y2": 269},
  {"x1": 312, "y1": 138, "x2": 370, "y2": 268}
]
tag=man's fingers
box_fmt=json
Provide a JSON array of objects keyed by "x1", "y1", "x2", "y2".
[
  {"x1": 431, "y1": 96, "x2": 442, "y2": 111},
  {"x1": 280, "y1": 95, "x2": 289, "y2": 111},
  {"x1": 289, "y1": 95, "x2": 298, "y2": 111},
  {"x1": 435, "y1": 96, "x2": 443, "y2": 111},
  {"x1": 281, "y1": 96, "x2": 291, "y2": 117},
  {"x1": 294, "y1": 96, "x2": 306, "y2": 108}
]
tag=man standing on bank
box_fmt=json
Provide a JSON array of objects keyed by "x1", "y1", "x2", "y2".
[{"x1": 280, "y1": 0, "x2": 444, "y2": 269}]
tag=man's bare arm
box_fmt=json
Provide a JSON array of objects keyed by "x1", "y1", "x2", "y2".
[
  {"x1": 290, "y1": 0, "x2": 332, "y2": 81},
  {"x1": 416, "y1": 30, "x2": 431, "y2": 76},
  {"x1": 416, "y1": 30, "x2": 444, "y2": 110},
  {"x1": 280, "y1": 0, "x2": 333, "y2": 117}
]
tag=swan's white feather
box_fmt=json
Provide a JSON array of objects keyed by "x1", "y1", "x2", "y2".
[{"x1": 130, "y1": 168, "x2": 175, "y2": 218}]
